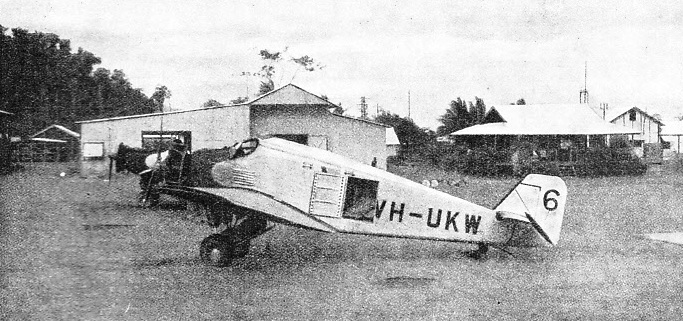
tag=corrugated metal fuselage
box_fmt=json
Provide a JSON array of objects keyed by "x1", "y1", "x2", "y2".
[{"x1": 199, "y1": 138, "x2": 520, "y2": 246}]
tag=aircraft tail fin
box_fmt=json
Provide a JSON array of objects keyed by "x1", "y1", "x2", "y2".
[{"x1": 495, "y1": 174, "x2": 567, "y2": 246}]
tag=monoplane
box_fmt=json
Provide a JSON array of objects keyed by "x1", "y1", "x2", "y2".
[{"x1": 121, "y1": 137, "x2": 568, "y2": 266}]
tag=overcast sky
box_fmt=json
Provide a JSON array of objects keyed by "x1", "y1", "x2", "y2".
[{"x1": 3, "y1": 0, "x2": 683, "y2": 128}]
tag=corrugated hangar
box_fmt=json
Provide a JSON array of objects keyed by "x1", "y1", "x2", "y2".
[{"x1": 77, "y1": 84, "x2": 391, "y2": 176}]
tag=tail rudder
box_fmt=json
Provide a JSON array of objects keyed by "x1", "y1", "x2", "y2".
[{"x1": 495, "y1": 174, "x2": 567, "y2": 246}]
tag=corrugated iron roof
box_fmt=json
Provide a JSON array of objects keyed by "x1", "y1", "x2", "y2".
[
  {"x1": 451, "y1": 104, "x2": 640, "y2": 136},
  {"x1": 661, "y1": 120, "x2": 683, "y2": 136},
  {"x1": 386, "y1": 128, "x2": 400, "y2": 145},
  {"x1": 248, "y1": 83, "x2": 335, "y2": 107},
  {"x1": 607, "y1": 106, "x2": 665, "y2": 126},
  {"x1": 77, "y1": 84, "x2": 344, "y2": 124},
  {"x1": 31, "y1": 124, "x2": 80, "y2": 138}
]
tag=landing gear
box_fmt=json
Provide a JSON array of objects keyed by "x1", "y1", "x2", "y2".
[
  {"x1": 468, "y1": 243, "x2": 489, "y2": 259},
  {"x1": 199, "y1": 234, "x2": 235, "y2": 266},
  {"x1": 198, "y1": 204, "x2": 270, "y2": 267}
]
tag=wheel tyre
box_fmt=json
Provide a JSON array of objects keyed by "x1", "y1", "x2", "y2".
[
  {"x1": 233, "y1": 241, "x2": 250, "y2": 258},
  {"x1": 199, "y1": 234, "x2": 235, "y2": 267}
]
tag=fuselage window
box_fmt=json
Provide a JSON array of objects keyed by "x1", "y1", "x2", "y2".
[{"x1": 342, "y1": 177, "x2": 379, "y2": 222}]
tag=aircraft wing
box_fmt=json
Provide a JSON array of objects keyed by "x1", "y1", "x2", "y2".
[{"x1": 159, "y1": 185, "x2": 338, "y2": 233}]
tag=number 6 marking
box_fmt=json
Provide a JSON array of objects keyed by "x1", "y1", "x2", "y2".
[{"x1": 543, "y1": 189, "x2": 560, "y2": 211}]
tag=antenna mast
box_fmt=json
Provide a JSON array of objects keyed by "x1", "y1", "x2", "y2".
[
  {"x1": 408, "y1": 90, "x2": 411, "y2": 119},
  {"x1": 579, "y1": 61, "x2": 589, "y2": 104}
]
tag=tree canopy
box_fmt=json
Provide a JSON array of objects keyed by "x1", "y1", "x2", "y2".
[
  {"x1": 374, "y1": 110, "x2": 430, "y2": 146},
  {"x1": 0, "y1": 26, "x2": 160, "y2": 136},
  {"x1": 256, "y1": 48, "x2": 323, "y2": 95},
  {"x1": 436, "y1": 97, "x2": 487, "y2": 136}
]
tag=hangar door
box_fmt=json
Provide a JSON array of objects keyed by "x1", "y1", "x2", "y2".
[
  {"x1": 142, "y1": 131, "x2": 192, "y2": 152},
  {"x1": 273, "y1": 134, "x2": 328, "y2": 151}
]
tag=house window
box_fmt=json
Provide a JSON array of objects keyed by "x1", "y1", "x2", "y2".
[
  {"x1": 82, "y1": 142, "x2": 104, "y2": 159},
  {"x1": 629, "y1": 110, "x2": 637, "y2": 121}
]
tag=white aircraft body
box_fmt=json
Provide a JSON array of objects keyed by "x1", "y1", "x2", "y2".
[{"x1": 154, "y1": 137, "x2": 567, "y2": 266}]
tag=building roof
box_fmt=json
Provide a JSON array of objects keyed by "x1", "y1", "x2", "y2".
[
  {"x1": 661, "y1": 120, "x2": 683, "y2": 136},
  {"x1": 77, "y1": 84, "x2": 363, "y2": 124},
  {"x1": 248, "y1": 83, "x2": 335, "y2": 107},
  {"x1": 451, "y1": 104, "x2": 641, "y2": 136},
  {"x1": 607, "y1": 106, "x2": 665, "y2": 126},
  {"x1": 31, "y1": 124, "x2": 80, "y2": 138}
]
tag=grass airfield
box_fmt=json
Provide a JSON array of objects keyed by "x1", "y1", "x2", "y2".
[{"x1": 1, "y1": 163, "x2": 682, "y2": 320}]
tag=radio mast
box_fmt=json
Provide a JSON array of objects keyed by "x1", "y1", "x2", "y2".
[{"x1": 579, "y1": 62, "x2": 589, "y2": 104}]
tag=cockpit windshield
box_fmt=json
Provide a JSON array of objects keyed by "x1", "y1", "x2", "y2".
[{"x1": 228, "y1": 138, "x2": 260, "y2": 159}]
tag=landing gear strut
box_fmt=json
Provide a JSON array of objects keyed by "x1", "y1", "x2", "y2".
[
  {"x1": 199, "y1": 203, "x2": 270, "y2": 267},
  {"x1": 468, "y1": 243, "x2": 489, "y2": 259}
]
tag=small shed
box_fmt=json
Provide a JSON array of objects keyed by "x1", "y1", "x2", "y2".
[
  {"x1": 661, "y1": 120, "x2": 683, "y2": 156},
  {"x1": 0, "y1": 110, "x2": 13, "y2": 173},
  {"x1": 13, "y1": 124, "x2": 81, "y2": 162}
]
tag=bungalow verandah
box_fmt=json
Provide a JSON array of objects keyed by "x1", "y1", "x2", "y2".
[{"x1": 449, "y1": 104, "x2": 641, "y2": 175}]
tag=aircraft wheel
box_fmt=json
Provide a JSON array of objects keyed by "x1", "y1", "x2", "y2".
[
  {"x1": 199, "y1": 234, "x2": 235, "y2": 267},
  {"x1": 468, "y1": 243, "x2": 489, "y2": 259},
  {"x1": 233, "y1": 241, "x2": 250, "y2": 258}
]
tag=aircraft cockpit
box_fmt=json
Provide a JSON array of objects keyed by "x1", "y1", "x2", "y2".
[{"x1": 228, "y1": 138, "x2": 259, "y2": 159}]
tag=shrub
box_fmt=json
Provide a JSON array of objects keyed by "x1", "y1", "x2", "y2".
[{"x1": 578, "y1": 147, "x2": 646, "y2": 177}]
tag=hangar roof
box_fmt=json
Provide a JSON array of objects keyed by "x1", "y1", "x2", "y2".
[
  {"x1": 77, "y1": 84, "x2": 387, "y2": 128},
  {"x1": 248, "y1": 84, "x2": 334, "y2": 107},
  {"x1": 451, "y1": 104, "x2": 640, "y2": 136}
]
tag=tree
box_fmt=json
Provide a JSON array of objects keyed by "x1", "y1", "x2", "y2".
[
  {"x1": 229, "y1": 97, "x2": 249, "y2": 105},
  {"x1": 437, "y1": 97, "x2": 489, "y2": 136},
  {"x1": 0, "y1": 26, "x2": 157, "y2": 135},
  {"x1": 151, "y1": 85, "x2": 171, "y2": 112},
  {"x1": 374, "y1": 110, "x2": 429, "y2": 147},
  {"x1": 256, "y1": 48, "x2": 323, "y2": 95},
  {"x1": 436, "y1": 98, "x2": 471, "y2": 136},
  {"x1": 511, "y1": 98, "x2": 526, "y2": 105},
  {"x1": 330, "y1": 103, "x2": 345, "y2": 115},
  {"x1": 202, "y1": 99, "x2": 223, "y2": 108}
]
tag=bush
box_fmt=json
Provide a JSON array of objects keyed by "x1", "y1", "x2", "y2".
[{"x1": 578, "y1": 147, "x2": 647, "y2": 177}]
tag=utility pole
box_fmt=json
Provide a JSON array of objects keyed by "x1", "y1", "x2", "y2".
[
  {"x1": 359, "y1": 96, "x2": 368, "y2": 119},
  {"x1": 408, "y1": 90, "x2": 411, "y2": 119}
]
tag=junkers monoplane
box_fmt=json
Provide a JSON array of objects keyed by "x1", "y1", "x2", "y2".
[{"x1": 121, "y1": 137, "x2": 568, "y2": 266}]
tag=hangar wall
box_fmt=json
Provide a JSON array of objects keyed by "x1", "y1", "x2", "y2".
[
  {"x1": 79, "y1": 106, "x2": 250, "y2": 176},
  {"x1": 250, "y1": 105, "x2": 388, "y2": 169}
]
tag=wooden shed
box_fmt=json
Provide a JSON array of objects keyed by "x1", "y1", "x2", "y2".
[{"x1": 0, "y1": 110, "x2": 13, "y2": 173}]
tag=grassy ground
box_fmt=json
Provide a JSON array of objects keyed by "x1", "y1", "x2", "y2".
[{"x1": 1, "y1": 162, "x2": 682, "y2": 320}]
